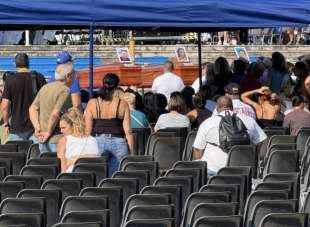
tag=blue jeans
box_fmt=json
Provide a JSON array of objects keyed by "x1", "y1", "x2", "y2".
[
  {"x1": 8, "y1": 130, "x2": 34, "y2": 141},
  {"x1": 95, "y1": 134, "x2": 128, "y2": 177},
  {"x1": 30, "y1": 135, "x2": 58, "y2": 153}
]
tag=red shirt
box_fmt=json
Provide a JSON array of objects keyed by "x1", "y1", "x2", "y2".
[{"x1": 240, "y1": 73, "x2": 261, "y2": 93}]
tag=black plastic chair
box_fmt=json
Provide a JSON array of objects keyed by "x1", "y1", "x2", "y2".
[
  {"x1": 154, "y1": 176, "x2": 192, "y2": 207},
  {"x1": 4, "y1": 175, "x2": 42, "y2": 189},
  {"x1": 173, "y1": 160, "x2": 207, "y2": 185},
  {"x1": 189, "y1": 202, "x2": 239, "y2": 227},
  {"x1": 112, "y1": 170, "x2": 149, "y2": 191},
  {"x1": 18, "y1": 189, "x2": 61, "y2": 227},
  {"x1": 0, "y1": 182, "x2": 25, "y2": 201},
  {"x1": 59, "y1": 196, "x2": 108, "y2": 218},
  {"x1": 263, "y1": 143, "x2": 297, "y2": 167},
  {"x1": 123, "y1": 205, "x2": 174, "y2": 223},
  {"x1": 0, "y1": 167, "x2": 6, "y2": 181},
  {"x1": 6, "y1": 140, "x2": 33, "y2": 153},
  {"x1": 0, "y1": 144, "x2": 18, "y2": 152},
  {"x1": 39, "y1": 152, "x2": 57, "y2": 158},
  {"x1": 264, "y1": 150, "x2": 299, "y2": 176},
  {"x1": 181, "y1": 192, "x2": 231, "y2": 227},
  {"x1": 123, "y1": 218, "x2": 175, "y2": 227},
  {"x1": 165, "y1": 168, "x2": 201, "y2": 192},
  {"x1": 26, "y1": 144, "x2": 40, "y2": 160},
  {"x1": 0, "y1": 152, "x2": 26, "y2": 175},
  {"x1": 267, "y1": 135, "x2": 296, "y2": 149},
  {"x1": 57, "y1": 172, "x2": 96, "y2": 188},
  {"x1": 119, "y1": 155, "x2": 154, "y2": 171},
  {"x1": 249, "y1": 199, "x2": 297, "y2": 227},
  {"x1": 60, "y1": 210, "x2": 109, "y2": 227},
  {"x1": 0, "y1": 198, "x2": 45, "y2": 215},
  {"x1": 99, "y1": 178, "x2": 138, "y2": 205},
  {"x1": 0, "y1": 158, "x2": 12, "y2": 176},
  {"x1": 53, "y1": 223, "x2": 102, "y2": 227},
  {"x1": 72, "y1": 163, "x2": 107, "y2": 185},
  {"x1": 41, "y1": 179, "x2": 82, "y2": 201},
  {"x1": 199, "y1": 184, "x2": 240, "y2": 203},
  {"x1": 258, "y1": 213, "x2": 307, "y2": 227},
  {"x1": 132, "y1": 127, "x2": 151, "y2": 155},
  {"x1": 75, "y1": 157, "x2": 107, "y2": 165},
  {"x1": 193, "y1": 215, "x2": 242, "y2": 227},
  {"x1": 0, "y1": 213, "x2": 44, "y2": 227},
  {"x1": 296, "y1": 128, "x2": 310, "y2": 160},
  {"x1": 254, "y1": 182, "x2": 293, "y2": 198},
  {"x1": 122, "y1": 161, "x2": 158, "y2": 184},
  {"x1": 182, "y1": 130, "x2": 197, "y2": 161},
  {"x1": 21, "y1": 165, "x2": 58, "y2": 181},
  {"x1": 80, "y1": 187, "x2": 122, "y2": 227},
  {"x1": 26, "y1": 158, "x2": 61, "y2": 173},
  {"x1": 243, "y1": 190, "x2": 289, "y2": 227},
  {"x1": 227, "y1": 145, "x2": 258, "y2": 178}
]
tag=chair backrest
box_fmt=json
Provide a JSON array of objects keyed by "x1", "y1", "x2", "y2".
[
  {"x1": 0, "y1": 167, "x2": 7, "y2": 181},
  {"x1": 296, "y1": 128, "x2": 310, "y2": 159},
  {"x1": 99, "y1": 178, "x2": 138, "y2": 205},
  {"x1": 21, "y1": 165, "x2": 58, "y2": 181},
  {"x1": 26, "y1": 144, "x2": 40, "y2": 160},
  {"x1": 0, "y1": 144, "x2": 18, "y2": 152},
  {"x1": 0, "y1": 182, "x2": 25, "y2": 201},
  {"x1": 39, "y1": 152, "x2": 57, "y2": 158},
  {"x1": 75, "y1": 156, "x2": 107, "y2": 165},
  {"x1": 264, "y1": 150, "x2": 299, "y2": 175},
  {"x1": 132, "y1": 127, "x2": 151, "y2": 155},
  {"x1": 124, "y1": 218, "x2": 175, "y2": 227},
  {"x1": 254, "y1": 182, "x2": 293, "y2": 198},
  {"x1": 263, "y1": 173, "x2": 300, "y2": 200},
  {"x1": 0, "y1": 158, "x2": 12, "y2": 175},
  {"x1": 122, "y1": 162, "x2": 158, "y2": 184},
  {"x1": 112, "y1": 170, "x2": 150, "y2": 191},
  {"x1": 193, "y1": 215, "x2": 242, "y2": 227},
  {"x1": 72, "y1": 163, "x2": 107, "y2": 185},
  {"x1": 4, "y1": 175, "x2": 42, "y2": 189},
  {"x1": 149, "y1": 137, "x2": 183, "y2": 171},
  {"x1": 208, "y1": 175, "x2": 247, "y2": 212},
  {"x1": 61, "y1": 210, "x2": 109, "y2": 227},
  {"x1": 154, "y1": 176, "x2": 192, "y2": 207},
  {"x1": 173, "y1": 160, "x2": 207, "y2": 185},
  {"x1": 181, "y1": 192, "x2": 231, "y2": 227},
  {"x1": 0, "y1": 152, "x2": 26, "y2": 175},
  {"x1": 119, "y1": 155, "x2": 154, "y2": 171},
  {"x1": 6, "y1": 140, "x2": 33, "y2": 153},
  {"x1": 26, "y1": 158, "x2": 61, "y2": 173},
  {"x1": 182, "y1": 130, "x2": 197, "y2": 161},
  {"x1": 267, "y1": 135, "x2": 296, "y2": 149},
  {"x1": 258, "y1": 213, "x2": 308, "y2": 227},
  {"x1": 0, "y1": 213, "x2": 44, "y2": 227},
  {"x1": 165, "y1": 168, "x2": 200, "y2": 192},
  {"x1": 59, "y1": 196, "x2": 108, "y2": 218},
  {"x1": 199, "y1": 184, "x2": 240, "y2": 203},
  {"x1": 57, "y1": 172, "x2": 96, "y2": 188},
  {"x1": 227, "y1": 145, "x2": 258, "y2": 178},
  {"x1": 41, "y1": 179, "x2": 82, "y2": 202},
  {"x1": 302, "y1": 191, "x2": 310, "y2": 224},
  {"x1": 146, "y1": 132, "x2": 179, "y2": 155},
  {"x1": 189, "y1": 202, "x2": 239, "y2": 227},
  {"x1": 124, "y1": 205, "x2": 174, "y2": 223},
  {"x1": 243, "y1": 190, "x2": 289, "y2": 227},
  {"x1": 250, "y1": 199, "x2": 297, "y2": 227},
  {"x1": 264, "y1": 143, "x2": 297, "y2": 166},
  {"x1": 80, "y1": 187, "x2": 122, "y2": 227},
  {"x1": 53, "y1": 223, "x2": 102, "y2": 227},
  {"x1": 18, "y1": 189, "x2": 61, "y2": 227}
]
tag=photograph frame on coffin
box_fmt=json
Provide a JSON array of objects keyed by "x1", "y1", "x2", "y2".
[
  {"x1": 175, "y1": 47, "x2": 190, "y2": 63},
  {"x1": 116, "y1": 47, "x2": 132, "y2": 63},
  {"x1": 234, "y1": 46, "x2": 250, "y2": 61}
]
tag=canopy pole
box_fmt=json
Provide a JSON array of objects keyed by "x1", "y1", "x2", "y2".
[
  {"x1": 25, "y1": 30, "x2": 30, "y2": 46},
  {"x1": 197, "y1": 32, "x2": 203, "y2": 89},
  {"x1": 89, "y1": 25, "x2": 94, "y2": 98}
]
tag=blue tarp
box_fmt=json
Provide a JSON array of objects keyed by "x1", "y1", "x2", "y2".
[{"x1": 0, "y1": 0, "x2": 309, "y2": 29}]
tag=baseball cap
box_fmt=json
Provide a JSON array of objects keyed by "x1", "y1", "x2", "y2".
[
  {"x1": 224, "y1": 83, "x2": 240, "y2": 95},
  {"x1": 56, "y1": 51, "x2": 73, "y2": 64}
]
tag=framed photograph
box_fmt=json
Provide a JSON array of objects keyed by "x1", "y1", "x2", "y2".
[
  {"x1": 234, "y1": 47, "x2": 249, "y2": 61},
  {"x1": 116, "y1": 47, "x2": 132, "y2": 63},
  {"x1": 175, "y1": 47, "x2": 189, "y2": 63}
]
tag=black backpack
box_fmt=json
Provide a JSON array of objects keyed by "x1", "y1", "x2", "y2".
[{"x1": 217, "y1": 111, "x2": 251, "y2": 153}]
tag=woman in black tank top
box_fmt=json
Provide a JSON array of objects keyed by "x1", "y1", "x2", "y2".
[{"x1": 85, "y1": 73, "x2": 133, "y2": 176}]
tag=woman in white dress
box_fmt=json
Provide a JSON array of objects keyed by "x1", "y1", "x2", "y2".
[{"x1": 57, "y1": 108, "x2": 100, "y2": 172}]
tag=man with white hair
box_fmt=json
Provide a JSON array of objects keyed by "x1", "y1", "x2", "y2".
[{"x1": 29, "y1": 63, "x2": 74, "y2": 153}]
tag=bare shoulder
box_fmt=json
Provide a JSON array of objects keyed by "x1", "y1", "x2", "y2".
[{"x1": 58, "y1": 136, "x2": 67, "y2": 146}]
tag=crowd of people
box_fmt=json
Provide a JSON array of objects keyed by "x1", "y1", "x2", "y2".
[{"x1": 1, "y1": 50, "x2": 310, "y2": 176}]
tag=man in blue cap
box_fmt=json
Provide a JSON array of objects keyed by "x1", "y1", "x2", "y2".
[{"x1": 49, "y1": 50, "x2": 81, "y2": 108}]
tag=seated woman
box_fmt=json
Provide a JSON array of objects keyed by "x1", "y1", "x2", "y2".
[
  {"x1": 241, "y1": 86, "x2": 281, "y2": 128},
  {"x1": 57, "y1": 108, "x2": 100, "y2": 173},
  {"x1": 187, "y1": 91, "x2": 212, "y2": 128},
  {"x1": 154, "y1": 92, "x2": 191, "y2": 131}
]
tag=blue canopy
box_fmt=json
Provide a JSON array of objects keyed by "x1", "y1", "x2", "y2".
[{"x1": 0, "y1": 0, "x2": 309, "y2": 29}]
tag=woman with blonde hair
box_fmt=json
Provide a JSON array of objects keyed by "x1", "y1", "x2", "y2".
[{"x1": 57, "y1": 107, "x2": 100, "y2": 172}]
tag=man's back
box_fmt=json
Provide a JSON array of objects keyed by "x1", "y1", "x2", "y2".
[
  {"x1": 152, "y1": 72, "x2": 185, "y2": 100},
  {"x1": 2, "y1": 72, "x2": 45, "y2": 133},
  {"x1": 283, "y1": 110, "x2": 310, "y2": 135}
]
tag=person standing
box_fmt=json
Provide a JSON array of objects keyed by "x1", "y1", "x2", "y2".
[
  {"x1": 1, "y1": 53, "x2": 46, "y2": 141},
  {"x1": 152, "y1": 61, "x2": 185, "y2": 101},
  {"x1": 29, "y1": 63, "x2": 74, "y2": 152}
]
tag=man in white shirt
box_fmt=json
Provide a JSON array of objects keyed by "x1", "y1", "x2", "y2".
[
  {"x1": 152, "y1": 61, "x2": 185, "y2": 101},
  {"x1": 213, "y1": 83, "x2": 256, "y2": 119},
  {"x1": 193, "y1": 96, "x2": 266, "y2": 175},
  {"x1": 192, "y1": 62, "x2": 207, "y2": 93}
]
